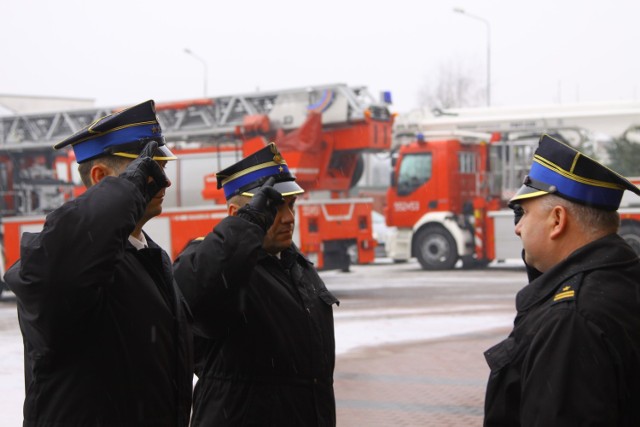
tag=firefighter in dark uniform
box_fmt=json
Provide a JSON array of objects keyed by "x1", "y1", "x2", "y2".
[
  {"x1": 173, "y1": 142, "x2": 339, "y2": 426},
  {"x1": 484, "y1": 134, "x2": 640, "y2": 426},
  {"x1": 5, "y1": 100, "x2": 193, "y2": 426}
]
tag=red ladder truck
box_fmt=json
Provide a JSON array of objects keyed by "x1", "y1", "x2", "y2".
[
  {"x1": 0, "y1": 84, "x2": 394, "y2": 280},
  {"x1": 385, "y1": 102, "x2": 640, "y2": 270}
]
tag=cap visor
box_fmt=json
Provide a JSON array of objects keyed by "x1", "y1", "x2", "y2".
[
  {"x1": 151, "y1": 145, "x2": 177, "y2": 161},
  {"x1": 113, "y1": 144, "x2": 177, "y2": 161},
  {"x1": 509, "y1": 184, "x2": 548, "y2": 205},
  {"x1": 242, "y1": 180, "x2": 305, "y2": 197}
]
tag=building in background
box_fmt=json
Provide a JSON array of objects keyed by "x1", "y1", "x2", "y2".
[{"x1": 0, "y1": 95, "x2": 94, "y2": 115}]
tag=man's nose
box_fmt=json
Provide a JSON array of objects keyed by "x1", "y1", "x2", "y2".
[{"x1": 281, "y1": 207, "x2": 295, "y2": 223}]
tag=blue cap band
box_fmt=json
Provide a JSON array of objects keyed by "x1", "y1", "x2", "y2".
[
  {"x1": 530, "y1": 161, "x2": 623, "y2": 209},
  {"x1": 222, "y1": 163, "x2": 291, "y2": 199},
  {"x1": 72, "y1": 123, "x2": 160, "y2": 163}
]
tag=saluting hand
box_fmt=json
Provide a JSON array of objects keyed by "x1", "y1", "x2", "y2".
[
  {"x1": 119, "y1": 140, "x2": 170, "y2": 203},
  {"x1": 237, "y1": 177, "x2": 284, "y2": 231}
]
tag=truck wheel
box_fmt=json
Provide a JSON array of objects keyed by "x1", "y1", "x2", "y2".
[
  {"x1": 414, "y1": 226, "x2": 458, "y2": 270},
  {"x1": 461, "y1": 256, "x2": 490, "y2": 270},
  {"x1": 345, "y1": 243, "x2": 358, "y2": 271},
  {"x1": 619, "y1": 222, "x2": 640, "y2": 255}
]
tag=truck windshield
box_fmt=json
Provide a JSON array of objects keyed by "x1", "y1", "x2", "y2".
[
  {"x1": 397, "y1": 153, "x2": 432, "y2": 196},
  {"x1": 489, "y1": 139, "x2": 538, "y2": 199}
]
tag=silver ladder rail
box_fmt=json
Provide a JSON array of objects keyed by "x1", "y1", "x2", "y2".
[{"x1": 0, "y1": 84, "x2": 384, "y2": 149}]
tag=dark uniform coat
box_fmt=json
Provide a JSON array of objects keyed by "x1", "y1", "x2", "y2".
[
  {"x1": 484, "y1": 233, "x2": 640, "y2": 426},
  {"x1": 173, "y1": 216, "x2": 339, "y2": 427},
  {"x1": 5, "y1": 177, "x2": 193, "y2": 427}
]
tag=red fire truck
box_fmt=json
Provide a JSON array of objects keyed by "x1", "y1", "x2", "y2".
[
  {"x1": 0, "y1": 84, "x2": 394, "y2": 279},
  {"x1": 385, "y1": 102, "x2": 640, "y2": 270}
]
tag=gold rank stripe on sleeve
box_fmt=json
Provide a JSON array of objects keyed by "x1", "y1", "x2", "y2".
[{"x1": 553, "y1": 288, "x2": 576, "y2": 302}]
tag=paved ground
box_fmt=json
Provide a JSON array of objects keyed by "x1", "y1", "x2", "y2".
[
  {"x1": 0, "y1": 259, "x2": 522, "y2": 426},
  {"x1": 334, "y1": 328, "x2": 509, "y2": 426},
  {"x1": 323, "y1": 259, "x2": 522, "y2": 427}
]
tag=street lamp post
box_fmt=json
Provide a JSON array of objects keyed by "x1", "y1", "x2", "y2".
[
  {"x1": 453, "y1": 8, "x2": 491, "y2": 106},
  {"x1": 184, "y1": 48, "x2": 208, "y2": 97}
]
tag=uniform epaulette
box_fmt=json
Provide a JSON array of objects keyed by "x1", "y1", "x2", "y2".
[{"x1": 551, "y1": 272, "x2": 583, "y2": 305}]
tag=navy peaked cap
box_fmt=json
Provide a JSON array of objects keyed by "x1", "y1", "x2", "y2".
[
  {"x1": 216, "y1": 142, "x2": 304, "y2": 200},
  {"x1": 510, "y1": 134, "x2": 640, "y2": 211},
  {"x1": 54, "y1": 100, "x2": 176, "y2": 163}
]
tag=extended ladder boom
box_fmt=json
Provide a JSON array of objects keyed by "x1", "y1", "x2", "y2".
[{"x1": 0, "y1": 83, "x2": 391, "y2": 149}]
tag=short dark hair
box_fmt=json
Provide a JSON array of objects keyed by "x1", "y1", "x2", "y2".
[
  {"x1": 78, "y1": 155, "x2": 131, "y2": 188},
  {"x1": 541, "y1": 194, "x2": 620, "y2": 235},
  {"x1": 227, "y1": 194, "x2": 251, "y2": 209}
]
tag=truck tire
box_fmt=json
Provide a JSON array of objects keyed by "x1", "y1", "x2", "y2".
[
  {"x1": 345, "y1": 243, "x2": 358, "y2": 272},
  {"x1": 461, "y1": 256, "x2": 490, "y2": 270},
  {"x1": 322, "y1": 240, "x2": 353, "y2": 272},
  {"x1": 619, "y1": 221, "x2": 640, "y2": 255},
  {"x1": 414, "y1": 226, "x2": 458, "y2": 270}
]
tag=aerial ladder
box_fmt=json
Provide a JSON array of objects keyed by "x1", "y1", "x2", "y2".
[
  {"x1": 385, "y1": 101, "x2": 640, "y2": 270},
  {"x1": 0, "y1": 83, "x2": 394, "y2": 274}
]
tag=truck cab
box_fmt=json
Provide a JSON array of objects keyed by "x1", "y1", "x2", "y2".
[{"x1": 385, "y1": 133, "x2": 494, "y2": 269}]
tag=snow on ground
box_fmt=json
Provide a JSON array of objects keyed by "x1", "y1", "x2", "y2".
[
  {"x1": 338, "y1": 313, "x2": 512, "y2": 355},
  {"x1": 334, "y1": 306, "x2": 513, "y2": 355},
  {"x1": 0, "y1": 281, "x2": 515, "y2": 424},
  {"x1": 0, "y1": 305, "x2": 25, "y2": 426}
]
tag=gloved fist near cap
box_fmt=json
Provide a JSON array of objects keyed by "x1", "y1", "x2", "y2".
[
  {"x1": 237, "y1": 177, "x2": 284, "y2": 231},
  {"x1": 119, "y1": 140, "x2": 170, "y2": 203}
]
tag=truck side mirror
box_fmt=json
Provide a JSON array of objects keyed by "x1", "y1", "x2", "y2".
[{"x1": 389, "y1": 155, "x2": 397, "y2": 187}]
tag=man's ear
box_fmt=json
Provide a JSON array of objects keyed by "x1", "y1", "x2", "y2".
[
  {"x1": 549, "y1": 205, "x2": 568, "y2": 239},
  {"x1": 89, "y1": 163, "x2": 113, "y2": 186},
  {"x1": 228, "y1": 203, "x2": 240, "y2": 217}
]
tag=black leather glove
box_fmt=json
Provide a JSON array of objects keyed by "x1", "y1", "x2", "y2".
[
  {"x1": 237, "y1": 177, "x2": 284, "y2": 231},
  {"x1": 119, "y1": 140, "x2": 170, "y2": 203}
]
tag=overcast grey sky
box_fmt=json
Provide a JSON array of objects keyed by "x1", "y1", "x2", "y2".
[{"x1": 2, "y1": 0, "x2": 639, "y2": 114}]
